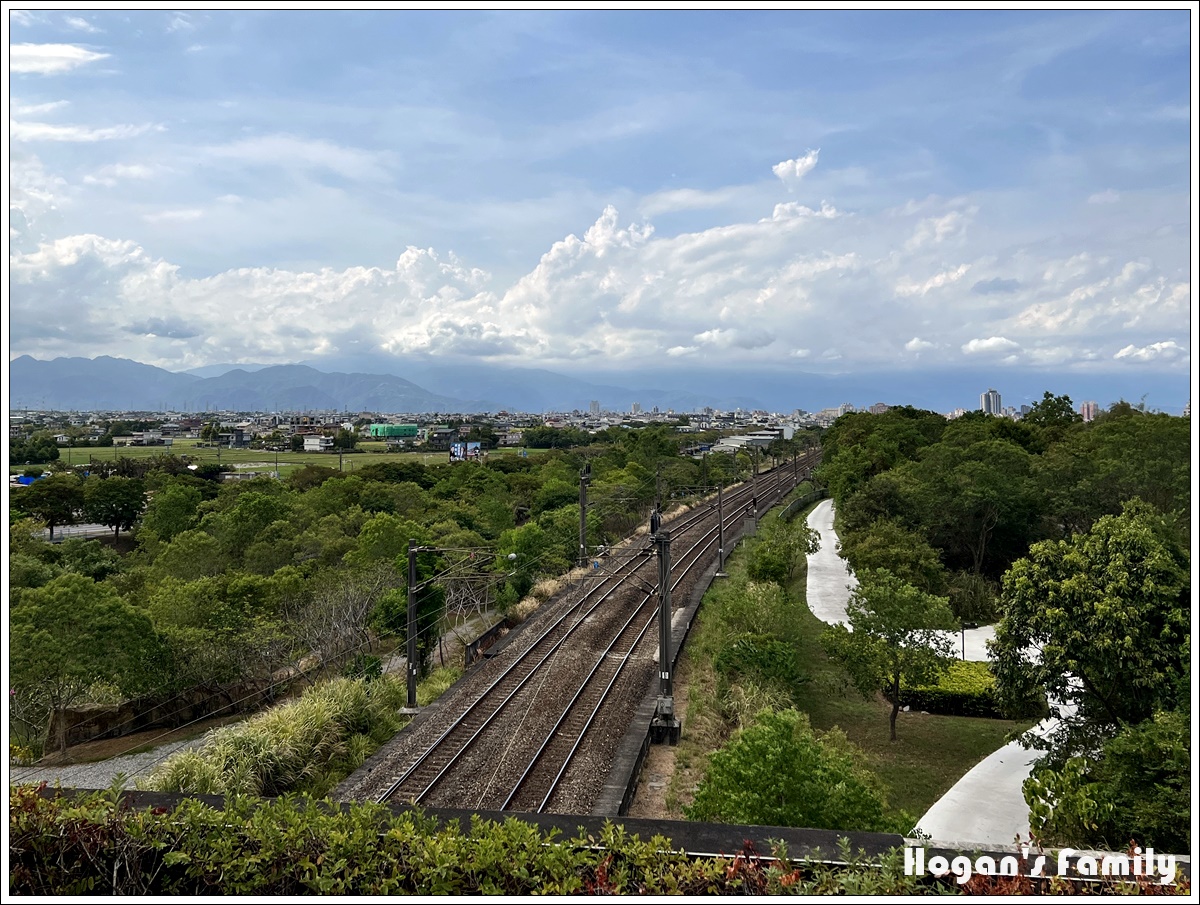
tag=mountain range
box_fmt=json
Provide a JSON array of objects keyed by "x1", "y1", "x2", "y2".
[
  {"x1": 7, "y1": 355, "x2": 1188, "y2": 416},
  {"x1": 7, "y1": 355, "x2": 764, "y2": 414}
]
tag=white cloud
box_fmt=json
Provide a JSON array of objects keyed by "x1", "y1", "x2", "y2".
[
  {"x1": 772, "y1": 149, "x2": 820, "y2": 186},
  {"x1": 203, "y1": 134, "x2": 393, "y2": 182},
  {"x1": 143, "y1": 209, "x2": 204, "y2": 224},
  {"x1": 11, "y1": 43, "x2": 110, "y2": 75},
  {"x1": 11, "y1": 11, "x2": 40, "y2": 26},
  {"x1": 167, "y1": 13, "x2": 194, "y2": 32},
  {"x1": 763, "y1": 201, "x2": 838, "y2": 222},
  {"x1": 666, "y1": 345, "x2": 697, "y2": 357},
  {"x1": 962, "y1": 336, "x2": 1021, "y2": 355},
  {"x1": 1088, "y1": 189, "x2": 1120, "y2": 204},
  {"x1": 640, "y1": 186, "x2": 741, "y2": 217},
  {"x1": 64, "y1": 16, "x2": 101, "y2": 33},
  {"x1": 12, "y1": 121, "x2": 154, "y2": 142},
  {"x1": 905, "y1": 337, "x2": 935, "y2": 352},
  {"x1": 83, "y1": 163, "x2": 157, "y2": 186},
  {"x1": 894, "y1": 263, "x2": 970, "y2": 297},
  {"x1": 905, "y1": 208, "x2": 974, "y2": 250},
  {"x1": 12, "y1": 100, "x2": 69, "y2": 115},
  {"x1": 1114, "y1": 341, "x2": 1186, "y2": 362}
]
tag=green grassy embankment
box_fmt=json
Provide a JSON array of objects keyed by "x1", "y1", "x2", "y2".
[{"x1": 667, "y1": 497, "x2": 1032, "y2": 824}]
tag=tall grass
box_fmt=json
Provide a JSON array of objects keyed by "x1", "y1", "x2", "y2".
[{"x1": 141, "y1": 673, "x2": 421, "y2": 798}]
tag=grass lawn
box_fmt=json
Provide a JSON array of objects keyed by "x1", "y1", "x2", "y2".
[
  {"x1": 12, "y1": 440, "x2": 523, "y2": 477},
  {"x1": 667, "y1": 496, "x2": 1033, "y2": 825}
]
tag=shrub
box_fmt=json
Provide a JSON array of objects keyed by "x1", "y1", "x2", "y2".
[
  {"x1": 686, "y1": 709, "x2": 906, "y2": 833},
  {"x1": 896, "y1": 660, "x2": 1044, "y2": 720}
]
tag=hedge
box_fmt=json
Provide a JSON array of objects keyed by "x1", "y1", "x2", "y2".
[
  {"x1": 896, "y1": 661, "x2": 1045, "y2": 720},
  {"x1": 8, "y1": 786, "x2": 940, "y2": 895}
]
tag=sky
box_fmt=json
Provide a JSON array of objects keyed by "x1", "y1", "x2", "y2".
[{"x1": 5, "y1": 7, "x2": 1197, "y2": 410}]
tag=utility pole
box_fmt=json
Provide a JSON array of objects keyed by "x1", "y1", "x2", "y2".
[
  {"x1": 578, "y1": 463, "x2": 590, "y2": 568},
  {"x1": 406, "y1": 540, "x2": 419, "y2": 709},
  {"x1": 715, "y1": 482, "x2": 727, "y2": 577},
  {"x1": 751, "y1": 446, "x2": 759, "y2": 517},
  {"x1": 650, "y1": 528, "x2": 680, "y2": 744},
  {"x1": 655, "y1": 461, "x2": 662, "y2": 512}
]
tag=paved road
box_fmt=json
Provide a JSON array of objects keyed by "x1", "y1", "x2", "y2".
[{"x1": 804, "y1": 498, "x2": 1047, "y2": 847}]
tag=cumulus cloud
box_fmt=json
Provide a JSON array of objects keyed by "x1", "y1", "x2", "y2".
[
  {"x1": 772, "y1": 149, "x2": 820, "y2": 187},
  {"x1": 905, "y1": 208, "x2": 974, "y2": 250},
  {"x1": 763, "y1": 201, "x2": 838, "y2": 222},
  {"x1": 962, "y1": 336, "x2": 1021, "y2": 355},
  {"x1": 124, "y1": 317, "x2": 201, "y2": 339},
  {"x1": 1114, "y1": 341, "x2": 1186, "y2": 362},
  {"x1": 905, "y1": 337, "x2": 935, "y2": 352},
  {"x1": 11, "y1": 43, "x2": 109, "y2": 75}
]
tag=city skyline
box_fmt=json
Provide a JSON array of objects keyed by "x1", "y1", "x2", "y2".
[{"x1": 7, "y1": 10, "x2": 1194, "y2": 407}]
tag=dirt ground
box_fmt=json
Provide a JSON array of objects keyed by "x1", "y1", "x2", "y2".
[{"x1": 625, "y1": 663, "x2": 692, "y2": 820}]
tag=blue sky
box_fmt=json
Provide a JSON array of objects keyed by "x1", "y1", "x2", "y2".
[{"x1": 6, "y1": 8, "x2": 1195, "y2": 408}]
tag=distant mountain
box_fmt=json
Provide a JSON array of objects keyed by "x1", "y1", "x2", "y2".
[
  {"x1": 181, "y1": 362, "x2": 273, "y2": 378},
  {"x1": 9, "y1": 355, "x2": 201, "y2": 411},
  {"x1": 176, "y1": 365, "x2": 476, "y2": 413},
  {"x1": 299, "y1": 355, "x2": 767, "y2": 413},
  {"x1": 8, "y1": 357, "x2": 476, "y2": 413}
]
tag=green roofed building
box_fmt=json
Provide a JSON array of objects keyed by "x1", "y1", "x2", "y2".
[{"x1": 369, "y1": 424, "x2": 419, "y2": 438}]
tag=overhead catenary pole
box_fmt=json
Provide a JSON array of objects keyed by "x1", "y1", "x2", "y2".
[
  {"x1": 579, "y1": 464, "x2": 590, "y2": 568},
  {"x1": 406, "y1": 539, "x2": 419, "y2": 709},
  {"x1": 716, "y1": 482, "x2": 726, "y2": 576},
  {"x1": 650, "y1": 528, "x2": 680, "y2": 744}
]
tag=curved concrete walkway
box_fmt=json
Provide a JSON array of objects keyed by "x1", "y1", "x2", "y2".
[{"x1": 804, "y1": 498, "x2": 1046, "y2": 847}]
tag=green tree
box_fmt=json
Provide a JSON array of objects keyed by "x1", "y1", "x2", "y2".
[
  {"x1": 141, "y1": 482, "x2": 203, "y2": 542},
  {"x1": 686, "y1": 709, "x2": 900, "y2": 832},
  {"x1": 745, "y1": 518, "x2": 820, "y2": 585},
  {"x1": 836, "y1": 519, "x2": 946, "y2": 595},
  {"x1": 1023, "y1": 709, "x2": 1189, "y2": 852},
  {"x1": 822, "y1": 569, "x2": 956, "y2": 741},
  {"x1": 989, "y1": 499, "x2": 1189, "y2": 766},
  {"x1": 83, "y1": 476, "x2": 146, "y2": 538},
  {"x1": 18, "y1": 473, "x2": 84, "y2": 540},
  {"x1": 10, "y1": 574, "x2": 163, "y2": 752}
]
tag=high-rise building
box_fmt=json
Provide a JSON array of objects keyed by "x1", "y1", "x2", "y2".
[
  {"x1": 589, "y1": 400, "x2": 600, "y2": 415},
  {"x1": 868, "y1": 402, "x2": 890, "y2": 415},
  {"x1": 1080, "y1": 400, "x2": 1098, "y2": 422},
  {"x1": 980, "y1": 388, "x2": 1001, "y2": 415},
  {"x1": 631, "y1": 402, "x2": 642, "y2": 414}
]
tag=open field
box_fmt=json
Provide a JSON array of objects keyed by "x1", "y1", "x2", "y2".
[{"x1": 10, "y1": 440, "x2": 524, "y2": 477}]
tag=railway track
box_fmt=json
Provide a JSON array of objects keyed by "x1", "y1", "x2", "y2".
[{"x1": 353, "y1": 451, "x2": 820, "y2": 814}]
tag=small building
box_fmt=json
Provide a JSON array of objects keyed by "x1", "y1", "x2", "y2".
[
  {"x1": 369, "y1": 424, "x2": 419, "y2": 439},
  {"x1": 304, "y1": 436, "x2": 334, "y2": 453}
]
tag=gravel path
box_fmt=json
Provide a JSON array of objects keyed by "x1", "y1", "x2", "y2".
[{"x1": 9, "y1": 736, "x2": 210, "y2": 791}]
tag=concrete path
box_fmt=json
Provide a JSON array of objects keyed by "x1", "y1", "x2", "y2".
[{"x1": 803, "y1": 498, "x2": 1047, "y2": 847}]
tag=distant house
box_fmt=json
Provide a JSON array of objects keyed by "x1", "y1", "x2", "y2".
[
  {"x1": 423, "y1": 426, "x2": 458, "y2": 450},
  {"x1": 303, "y1": 436, "x2": 334, "y2": 453}
]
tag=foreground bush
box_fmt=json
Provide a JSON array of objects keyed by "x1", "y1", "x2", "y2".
[
  {"x1": 10, "y1": 787, "x2": 1187, "y2": 895},
  {"x1": 686, "y1": 709, "x2": 909, "y2": 834},
  {"x1": 3, "y1": 786, "x2": 924, "y2": 895}
]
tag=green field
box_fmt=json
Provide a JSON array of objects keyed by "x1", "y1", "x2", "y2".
[{"x1": 11, "y1": 440, "x2": 523, "y2": 477}]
